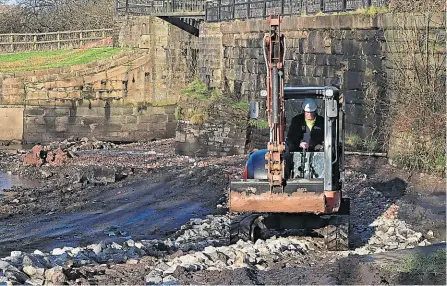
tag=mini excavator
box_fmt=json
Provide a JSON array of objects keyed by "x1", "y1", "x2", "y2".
[{"x1": 228, "y1": 16, "x2": 350, "y2": 250}]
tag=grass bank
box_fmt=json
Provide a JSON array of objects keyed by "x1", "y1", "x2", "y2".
[{"x1": 0, "y1": 48, "x2": 129, "y2": 72}]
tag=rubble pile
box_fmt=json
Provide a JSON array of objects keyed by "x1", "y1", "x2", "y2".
[
  {"x1": 353, "y1": 203, "x2": 432, "y2": 255},
  {"x1": 44, "y1": 137, "x2": 117, "y2": 153},
  {"x1": 0, "y1": 205, "x2": 439, "y2": 285},
  {"x1": 344, "y1": 170, "x2": 433, "y2": 255},
  {"x1": 23, "y1": 145, "x2": 74, "y2": 167},
  {"x1": 0, "y1": 215, "x2": 314, "y2": 285},
  {"x1": 22, "y1": 137, "x2": 117, "y2": 167}
]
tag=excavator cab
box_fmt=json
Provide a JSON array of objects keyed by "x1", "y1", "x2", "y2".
[{"x1": 229, "y1": 17, "x2": 350, "y2": 251}]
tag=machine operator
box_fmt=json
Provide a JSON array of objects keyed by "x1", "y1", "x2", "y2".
[{"x1": 286, "y1": 98, "x2": 324, "y2": 152}]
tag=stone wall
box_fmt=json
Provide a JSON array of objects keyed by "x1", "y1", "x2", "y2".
[
  {"x1": 116, "y1": 16, "x2": 199, "y2": 103},
  {"x1": 197, "y1": 14, "x2": 387, "y2": 139},
  {"x1": 175, "y1": 119, "x2": 249, "y2": 157},
  {"x1": 197, "y1": 23, "x2": 223, "y2": 90},
  {"x1": 23, "y1": 105, "x2": 176, "y2": 143},
  {"x1": 0, "y1": 16, "x2": 198, "y2": 144},
  {"x1": 174, "y1": 98, "x2": 250, "y2": 157}
]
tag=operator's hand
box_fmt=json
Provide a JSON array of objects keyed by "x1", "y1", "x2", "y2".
[
  {"x1": 315, "y1": 144, "x2": 324, "y2": 151},
  {"x1": 299, "y1": 142, "x2": 308, "y2": 149}
]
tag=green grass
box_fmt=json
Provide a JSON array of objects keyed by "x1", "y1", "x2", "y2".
[
  {"x1": 382, "y1": 249, "x2": 446, "y2": 275},
  {"x1": 230, "y1": 101, "x2": 250, "y2": 110},
  {"x1": 249, "y1": 119, "x2": 269, "y2": 129},
  {"x1": 345, "y1": 133, "x2": 363, "y2": 149},
  {"x1": 0, "y1": 48, "x2": 129, "y2": 72},
  {"x1": 181, "y1": 77, "x2": 212, "y2": 100}
]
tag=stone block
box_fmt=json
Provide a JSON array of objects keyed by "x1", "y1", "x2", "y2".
[
  {"x1": 139, "y1": 34, "x2": 151, "y2": 49},
  {"x1": 343, "y1": 90, "x2": 365, "y2": 104},
  {"x1": 83, "y1": 72, "x2": 107, "y2": 84},
  {"x1": 106, "y1": 131, "x2": 132, "y2": 138},
  {"x1": 24, "y1": 107, "x2": 45, "y2": 116},
  {"x1": 105, "y1": 116, "x2": 126, "y2": 125},
  {"x1": 343, "y1": 71, "x2": 367, "y2": 90},
  {"x1": 55, "y1": 78, "x2": 84, "y2": 88},
  {"x1": 307, "y1": 31, "x2": 326, "y2": 54},
  {"x1": 106, "y1": 65, "x2": 129, "y2": 80},
  {"x1": 41, "y1": 132, "x2": 65, "y2": 143},
  {"x1": 341, "y1": 40, "x2": 362, "y2": 56},
  {"x1": 24, "y1": 116, "x2": 45, "y2": 126},
  {"x1": 222, "y1": 34, "x2": 234, "y2": 46},
  {"x1": 23, "y1": 132, "x2": 42, "y2": 144},
  {"x1": 331, "y1": 39, "x2": 343, "y2": 55},
  {"x1": 102, "y1": 123, "x2": 123, "y2": 132},
  {"x1": 76, "y1": 116, "x2": 106, "y2": 127},
  {"x1": 54, "y1": 108, "x2": 71, "y2": 117},
  {"x1": 54, "y1": 117, "x2": 69, "y2": 132},
  {"x1": 165, "y1": 122, "x2": 177, "y2": 137},
  {"x1": 359, "y1": 41, "x2": 382, "y2": 55},
  {"x1": 75, "y1": 107, "x2": 105, "y2": 117},
  {"x1": 0, "y1": 107, "x2": 24, "y2": 141},
  {"x1": 126, "y1": 115, "x2": 137, "y2": 124}
]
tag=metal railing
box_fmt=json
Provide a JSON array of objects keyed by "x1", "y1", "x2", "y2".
[
  {"x1": 205, "y1": 0, "x2": 388, "y2": 22},
  {"x1": 0, "y1": 29, "x2": 113, "y2": 54},
  {"x1": 116, "y1": 0, "x2": 207, "y2": 16}
]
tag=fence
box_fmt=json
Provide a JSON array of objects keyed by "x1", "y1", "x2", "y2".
[
  {"x1": 205, "y1": 0, "x2": 388, "y2": 22},
  {"x1": 0, "y1": 29, "x2": 114, "y2": 54},
  {"x1": 116, "y1": 0, "x2": 206, "y2": 16}
]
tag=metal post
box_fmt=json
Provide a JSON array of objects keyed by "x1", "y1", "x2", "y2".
[
  {"x1": 247, "y1": 0, "x2": 250, "y2": 19},
  {"x1": 281, "y1": 0, "x2": 284, "y2": 15},
  {"x1": 125, "y1": 0, "x2": 129, "y2": 13},
  {"x1": 218, "y1": 0, "x2": 221, "y2": 21},
  {"x1": 10, "y1": 33, "x2": 13, "y2": 52},
  {"x1": 57, "y1": 32, "x2": 60, "y2": 49},
  {"x1": 320, "y1": 0, "x2": 324, "y2": 12},
  {"x1": 232, "y1": 0, "x2": 235, "y2": 20},
  {"x1": 263, "y1": 0, "x2": 267, "y2": 17},
  {"x1": 342, "y1": 0, "x2": 347, "y2": 10}
]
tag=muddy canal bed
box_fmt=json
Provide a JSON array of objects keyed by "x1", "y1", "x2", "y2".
[{"x1": 0, "y1": 139, "x2": 445, "y2": 285}]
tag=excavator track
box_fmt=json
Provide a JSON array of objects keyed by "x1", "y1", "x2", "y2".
[
  {"x1": 323, "y1": 215, "x2": 350, "y2": 251},
  {"x1": 229, "y1": 214, "x2": 261, "y2": 244},
  {"x1": 323, "y1": 198, "x2": 351, "y2": 251}
]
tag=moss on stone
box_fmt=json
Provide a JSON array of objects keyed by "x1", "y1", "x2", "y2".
[{"x1": 177, "y1": 78, "x2": 250, "y2": 126}]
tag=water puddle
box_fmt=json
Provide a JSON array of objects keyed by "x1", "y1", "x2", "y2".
[{"x1": 0, "y1": 171, "x2": 42, "y2": 192}]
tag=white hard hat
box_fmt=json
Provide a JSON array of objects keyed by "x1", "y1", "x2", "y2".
[{"x1": 302, "y1": 98, "x2": 317, "y2": 112}]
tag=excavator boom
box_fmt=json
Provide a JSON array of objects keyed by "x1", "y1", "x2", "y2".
[{"x1": 264, "y1": 16, "x2": 286, "y2": 189}]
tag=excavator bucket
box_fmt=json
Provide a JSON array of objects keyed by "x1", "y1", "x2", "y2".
[{"x1": 229, "y1": 180, "x2": 341, "y2": 214}]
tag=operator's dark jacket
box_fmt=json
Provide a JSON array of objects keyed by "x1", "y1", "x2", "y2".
[{"x1": 287, "y1": 113, "x2": 325, "y2": 152}]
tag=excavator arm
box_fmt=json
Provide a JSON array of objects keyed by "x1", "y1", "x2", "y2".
[{"x1": 263, "y1": 16, "x2": 286, "y2": 189}]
